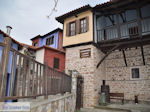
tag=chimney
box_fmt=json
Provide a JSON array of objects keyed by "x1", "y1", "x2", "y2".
[{"x1": 6, "y1": 26, "x2": 12, "y2": 35}]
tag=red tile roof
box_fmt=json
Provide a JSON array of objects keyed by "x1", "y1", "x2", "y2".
[
  {"x1": 21, "y1": 43, "x2": 65, "y2": 53},
  {"x1": 0, "y1": 29, "x2": 23, "y2": 46}
]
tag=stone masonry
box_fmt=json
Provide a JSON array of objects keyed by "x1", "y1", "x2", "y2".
[{"x1": 65, "y1": 44, "x2": 150, "y2": 108}]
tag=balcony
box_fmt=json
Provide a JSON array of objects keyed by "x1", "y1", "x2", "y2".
[{"x1": 97, "y1": 17, "x2": 150, "y2": 42}]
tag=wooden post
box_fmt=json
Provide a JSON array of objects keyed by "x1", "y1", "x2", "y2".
[
  {"x1": 22, "y1": 58, "x2": 27, "y2": 97},
  {"x1": 16, "y1": 55, "x2": 21, "y2": 96},
  {"x1": 44, "y1": 62, "x2": 48, "y2": 99},
  {"x1": 116, "y1": 14, "x2": 121, "y2": 39},
  {"x1": 27, "y1": 59, "x2": 31, "y2": 96},
  {"x1": 137, "y1": 8, "x2": 142, "y2": 37},
  {"x1": 0, "y1": 37, "x2": 11, "y2": 101}
]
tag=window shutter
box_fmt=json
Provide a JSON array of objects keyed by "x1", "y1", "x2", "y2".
[
  {"x1": 86, "y1": 16, "x2": 89, "y2": 32},
  {"x1": 66, "y1": 23, "x2": 70, "y2": 36},
  {"x1": 76, "y1": 20, "x2": 80, "y2": 34}
]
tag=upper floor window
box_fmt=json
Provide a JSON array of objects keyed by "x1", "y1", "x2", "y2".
[
  {"x1": 66, "y1": 16, "x2": 89, "y2": 37},
  {"x1": 141, "y1": 5, "x2": 150, "y2": 18},
  {"x1": 80, "y1": 18, "x2": 87, "y2": 33},
  {"x1": 125, "y1": 9, "x2": 137, "y2": 21},
  {"x1": 53, "y1": 58, "x2": 59, "y2": 69},
  {"x1": 34, "y1": 42, "x2": 38, "y2": 47},
  {"x1": 46, "y1": 36, "x2": 54, "y2": 45},
  {"x1": 70, "y1": 22, "x2": 76, "y2": 36}
]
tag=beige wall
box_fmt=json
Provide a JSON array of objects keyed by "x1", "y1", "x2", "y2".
[
  {"x1": 63, "y1": 10, "x2": 93, "y2": 47},
  {"x1": 35, "y1": 48, "x2": 45, "y2": 64}
]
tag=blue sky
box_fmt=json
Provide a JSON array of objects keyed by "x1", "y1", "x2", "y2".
[{"x1": 0, "y1": 0, "x2": 109, "y2": 44}]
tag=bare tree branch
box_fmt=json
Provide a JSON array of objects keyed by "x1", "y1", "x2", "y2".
[{"x1": 47, "y1": 0, "x2": 59, "y2": 19}]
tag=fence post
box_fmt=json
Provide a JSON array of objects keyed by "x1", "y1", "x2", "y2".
[
  {"x1": 71, "y1": 70, "x2": 78, "y2": 111},
  {"x1": 0, "y1": 37, "x2": 11, "y2": 101},
  {"x1": 44, "y1": 62, "x2": 48, "y2": 99}
]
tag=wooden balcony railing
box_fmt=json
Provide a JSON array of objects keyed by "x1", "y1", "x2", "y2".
[
  {"x1": 0, "y1": 37, "x2": 71, "y2": 101},
  {"x1": 97, "y1": 17, "x2": 150, "y2": 42}
]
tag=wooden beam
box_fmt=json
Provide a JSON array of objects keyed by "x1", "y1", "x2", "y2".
[
  {"x1": 137, "y1": 8, "x2": 142, "y2": 37},
  {"x1": 98, "y1": 36, "x2": 150, "y2": 48},
  {"x1": 97, "y1": 45, "x2": 120, "y2": 68},
  {"x1": 108, "y1": 16, "x2": 115, "y2": 25},
  {"x1": 120, "y1": 13, "x2": 126, "y2": 23},
  {"x1": 116, "y1": 14, "x2": 121, "y2": 38},
  {"x1": 122, "y1": 50, "x2": 127, "y2": 67},
  {"x1": 141, "y1": 45, "x2": 145, "y2": 65}
]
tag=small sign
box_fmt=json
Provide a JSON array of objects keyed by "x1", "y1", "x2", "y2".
[
  {"x1": 80, "y1": 48, "x2": 91, "y2": 58},
  {"x1": 0, "y1": 102, "x2": 30, "y2": 112}
]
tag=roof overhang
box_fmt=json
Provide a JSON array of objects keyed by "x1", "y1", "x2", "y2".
[{"x1": 56, "y1": 5, "x2": 92, "y2": 24}]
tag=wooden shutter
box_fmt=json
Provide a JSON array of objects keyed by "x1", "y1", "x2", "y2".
[
  {"x1": 76, "y1": 20, "x2": 80, "y2": 34},
  {"x1": 66, "y1": 23, "x2": 70, "y2": 36},
  {"x1": 86, "y1": 16, "x2": 89, "y2": 32},
  {"x1": 80, "y1": 48, "x2": 91, "y2": 58}
]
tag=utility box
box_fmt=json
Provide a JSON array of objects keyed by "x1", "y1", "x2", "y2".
[{"x1": 100, "y1": 80, "x2": 110, "y2": 103}]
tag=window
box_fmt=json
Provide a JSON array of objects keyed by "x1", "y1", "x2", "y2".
[
  {"x1": 141, "y1": 5, "x2": 150, "y2": 18},
  {"x1": 53, "y1": 58, "x2": 59, "y2": 69},
  {"x1": 125, "y1": 9, "x2": 137, "y2": 21},
  {"x1": 80, "y1": 18, "x2": 87, "y2": 33},
  {"x1": 131, "y1": 68, "x2": 140, "y2": 78},
  {"x1": 66, "y1": 16, "x2": 89, "y2": 36},
  {"x1": 46, "y1": 36, "x2": 54, "y2": 45},
  {"x1": 70, "y1": 22, "x2": 76, "y2": 36},
  {"x1": 34, "y1": 42, "x2": 38, "y2": 47},
  {"x1": 80, "y1": 48, "x2": 91, "y2": 58}
]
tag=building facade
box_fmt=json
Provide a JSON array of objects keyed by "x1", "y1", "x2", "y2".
[
  {"x1": 29, "y1": 28, "x2": 65, "y2": 72},
  {"x1": 0, "y1": 29, "x2": 22, "y2": 101},
  {"x1": 56, "y1": 0, "x2": 150, "y2": 108}
]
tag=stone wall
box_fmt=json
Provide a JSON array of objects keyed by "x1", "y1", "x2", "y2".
[
  {"x1": 65, "y1": 44, "x2": 105, "y2": 107},
  {"x1": 104, "y1": 45, "x2": 150, "y2": 102},
  {"x1": 65, "y1": 44, "x2": 150, "y2": 108},
  {"x1": 30, "y1": 93, "x2": 75, "y2": 112}
]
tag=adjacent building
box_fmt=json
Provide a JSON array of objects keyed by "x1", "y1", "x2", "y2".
[
  {"x1": 22, "y1": 28, "x2": 65, "y2": 72},
  {"x1": 56, "y1": 0, "x2": 150, "y2": 108},
  {"x1": 0, "y1": 28, "x2": 22, "y2": 101}
]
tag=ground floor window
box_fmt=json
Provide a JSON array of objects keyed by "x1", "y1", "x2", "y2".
[
  {"x1": 131, "y1": 68, "x2": 140, "y2": 78},
  {"x1": 53, "y1": 58, "x2": 59, "y2": 69}
]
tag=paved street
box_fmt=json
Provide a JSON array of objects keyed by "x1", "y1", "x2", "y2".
[{"x1": 80, "y1": 103, "x2": 150, "y2": 112}]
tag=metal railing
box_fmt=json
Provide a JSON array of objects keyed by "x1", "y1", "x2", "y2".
[{"x1": 0, "y1": 37, "x2": 71, "y2": 101}]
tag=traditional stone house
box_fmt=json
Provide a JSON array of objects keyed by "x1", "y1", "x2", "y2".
[{"x1": 56, "y1": 0, "x2": 150, "y2": 108}]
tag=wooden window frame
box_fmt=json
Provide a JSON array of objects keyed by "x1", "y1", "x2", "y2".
[
  {"x1": 46, "y1": 36, "x2": 54, "y2": 45},
  {"x1": 80, "y1": 18, "x2": 87, "y2": 33},
  {"x1": 34, "y1": 42, "x2": 38, "y2": 47},
  {"x1": 131, "y1": 68, "x2": 140, "y2": 79},
  {"x1": 69, "y1": 21, "x2": 76, "y2": 36},
  {"x1": 53, "y1": 58, "x2": 59, "y2": 69}
]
